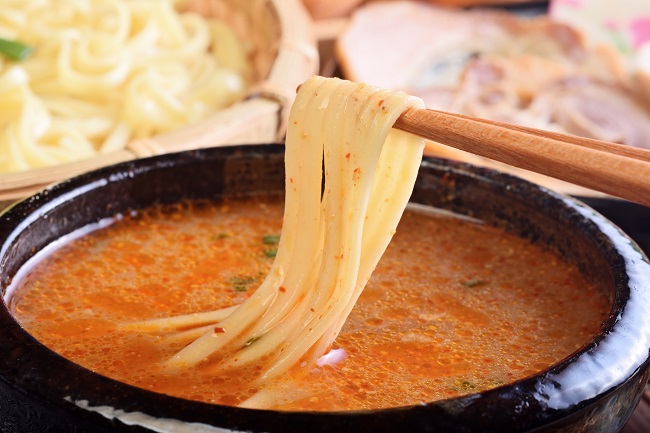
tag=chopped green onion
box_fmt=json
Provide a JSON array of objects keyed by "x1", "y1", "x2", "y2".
[
  {"x1": 211, "y1": 233, "x2": 228, "y2": 241},
  {"x1": 264, "y1": 248, "x2": 277, "y2": 258},
  {"x1": 0, "y1": 38, "x2": 32, "y2": 62},
  {"x1": 243, "y1": 336, "x2": 261, "y2": 348},
  {"x1": 262, "y1": 234, "x2": 280, "y2": 245},
  {"x1": 231, "y1": 275, "x2": 256, "y2": 292},
  {"x1": 462, "y1": 279, "x2": 488, "y2": 288},
  {"x1": 458, "y1": 379, "x2": 476, "y2": 390}
]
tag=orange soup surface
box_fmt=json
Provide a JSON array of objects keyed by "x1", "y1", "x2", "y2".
[{"x1": 8, "y1": 197, "x2": 609, "y2": 411}]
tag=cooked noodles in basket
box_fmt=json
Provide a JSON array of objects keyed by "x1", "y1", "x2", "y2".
[{"x1": 0, "y1": 0, "x2": 251, "y2": 172}]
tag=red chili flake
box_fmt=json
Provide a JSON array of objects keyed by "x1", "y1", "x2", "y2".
[
  {"x1": 279, "y1": 286, "x2": 287, "y2": 293},
  {"x1": 378, "y1": 99, "x2": 384, "y2": 106},
  {"x1": 310, "y1": 307, "x2": 315, "y2": 312},
  {"x1": 289, "y1": 177, "x2": 294, "y2": 183},
  {"x1": 345, "y1": 153, "x2": 350, "y2": 159},
  {"x1": 213, "y1": 327, "x2": 225, "y2": 334},
  {"x1": 353, "y1": 167, "x2": 361, "y2": 174}
]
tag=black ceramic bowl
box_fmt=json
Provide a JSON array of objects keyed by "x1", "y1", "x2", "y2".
[{"x1": 1, "y1": 145, "x2": 650, "y2": 433}]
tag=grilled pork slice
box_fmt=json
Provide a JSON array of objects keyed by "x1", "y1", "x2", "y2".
[{"x1": 336, "y1": 1, "x2": 650, "y2": 194}]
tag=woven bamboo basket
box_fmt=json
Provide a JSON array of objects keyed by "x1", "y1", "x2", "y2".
[{"x1": 0, "y1": 0, "x2": 318, "y2": 204}]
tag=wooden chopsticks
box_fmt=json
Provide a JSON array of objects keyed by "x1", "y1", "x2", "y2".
[{"x1": 394, "y1": 108, "x2": 650, "y2": 207}]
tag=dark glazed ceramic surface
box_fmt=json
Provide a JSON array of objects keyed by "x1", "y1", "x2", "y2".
[{"x1": 1, "y1": 145, "x2": 650, "y2": 433}]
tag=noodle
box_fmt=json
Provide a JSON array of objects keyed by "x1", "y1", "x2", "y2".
[
  {"x1": 132, "y1": 76, "x2": 425, "y2": 390},
  {"x1": 0, "y1": 0, "x2": 251, "y2": 173}
]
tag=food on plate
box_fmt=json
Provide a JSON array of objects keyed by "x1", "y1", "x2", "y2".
[
  {"x1": 8, "y1": 77, "x2": 609, "y2": 411},
  {"x1": 336, "y1": 1, "x2": 650, "y2": 193},
  {"x1": 549, "y1": 0, "x2": 650, "y2": 118},
  {"x1": 0, "y1": 0, "x2": 252, "y2": 173},
  {"x1": 302, "y1": 0, "x2": 365, "y2": 20}
]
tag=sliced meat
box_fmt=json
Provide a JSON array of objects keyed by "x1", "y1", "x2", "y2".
[{"x1": 532, "y1": 79, "x2": 650, "y2": 149}]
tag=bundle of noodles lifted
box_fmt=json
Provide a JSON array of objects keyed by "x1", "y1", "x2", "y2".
[{"x1": 127, "y1": 76, "x2": 425, "y2": 407}]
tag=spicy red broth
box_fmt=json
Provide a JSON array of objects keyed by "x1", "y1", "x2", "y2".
[{"x1": 8, "y1": 197, "x2": 609, "y2": 411}]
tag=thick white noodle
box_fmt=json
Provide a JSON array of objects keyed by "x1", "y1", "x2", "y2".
[
  {"x1": 165, "y1": 76, "x2": 425, "y2": 384},
  {"x1": 0, "y1": 0, "x2": 250, "y2": 173}
]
